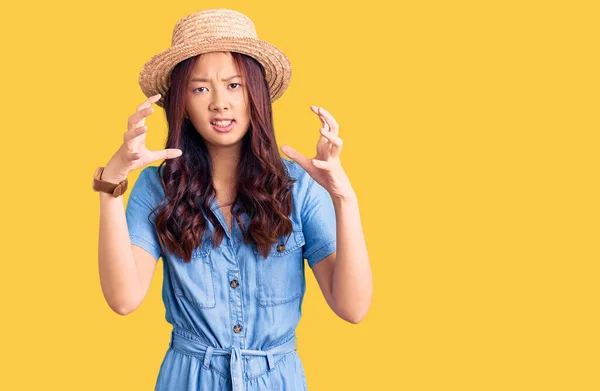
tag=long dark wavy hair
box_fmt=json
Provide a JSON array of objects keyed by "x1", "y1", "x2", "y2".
[{"x1": 150, "y1": 52, "x2": 296, "y2": 263}]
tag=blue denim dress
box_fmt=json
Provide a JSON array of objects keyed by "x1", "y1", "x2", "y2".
[{"x1": 125, "y1": 157, "x2": 337, "y2": 391}]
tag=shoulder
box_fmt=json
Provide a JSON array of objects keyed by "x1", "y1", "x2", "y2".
[
  {"x1": 281, "y1": 156, "x2": 311, "y2": 185},
  {"x1": 280, "y1": 156, "x2": 325, "y2": 207},
  {"x1": 281, "y1": 156, "x2": 316, "y2": 196},
  {"x1": 130, "y1": 165, "x2": 165, "y2": 202}
]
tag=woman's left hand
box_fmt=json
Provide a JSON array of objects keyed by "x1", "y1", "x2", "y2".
[{"x1": 281, "y1": 105, "x2": 354, "y2": 199}]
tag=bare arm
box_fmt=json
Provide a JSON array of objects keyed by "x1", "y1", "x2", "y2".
[
  {"x1": 98, "y1": 181, "x2": 145, "y2": 315},
  {"x1": 97, "y1": 93, "x2": 180, "y2": 315},
  {"x1": 281, "y1": 105, "x2": 372, "y2": 324},
  {"x1": 312, "y1": 190, "x2": 372, "y2": 324}
]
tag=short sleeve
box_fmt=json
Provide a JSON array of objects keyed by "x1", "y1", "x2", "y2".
[
  {"x1": 301, "y1": 177, "x2": 337, "y2": 268},
  {"x1": 125, "y1": 167, "x2": 163, "y2": 261}
]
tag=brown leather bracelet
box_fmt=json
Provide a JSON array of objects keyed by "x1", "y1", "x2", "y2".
[{"x1": 92, "y1": 166, "x2": 129, "y2": 197}]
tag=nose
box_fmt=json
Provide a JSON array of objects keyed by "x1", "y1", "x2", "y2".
[{"x1": 209, "y1": 85, "x2": 229, "y2": 113}]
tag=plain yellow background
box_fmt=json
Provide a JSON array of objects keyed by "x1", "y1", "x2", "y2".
[{"x1": 1, "y1": 0, "x2": 598, "y2": 389}]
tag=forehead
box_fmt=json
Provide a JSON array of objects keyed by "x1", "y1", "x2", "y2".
[{"x1": 191, "y1": 52, "x2": 238, "y2": 77}]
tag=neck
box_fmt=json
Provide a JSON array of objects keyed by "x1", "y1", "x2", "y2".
[{"x1": 207, "y1": 143, "x2": 241, "y2": 202}]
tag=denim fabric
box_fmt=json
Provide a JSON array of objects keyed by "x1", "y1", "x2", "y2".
[{"x1": 125, "y1": 157, "x2": 337, "y2": 391}]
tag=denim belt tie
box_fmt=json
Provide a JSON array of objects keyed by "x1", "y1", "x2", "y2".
[{"x1": 170, "y1": 329, "x2": 296, "y2": 391}]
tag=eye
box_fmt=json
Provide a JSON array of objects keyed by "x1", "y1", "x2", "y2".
[
  {"x1": 230, "y1": 83, "x2": 241, "y2": 89},
  {"x1": 193, "y1": 87, "x2": 208, "y2": 93}
]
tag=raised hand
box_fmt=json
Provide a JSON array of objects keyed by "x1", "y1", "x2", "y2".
[
  {"x1": 102, "y1": 94, "x2": 182, "y2": 183},
  {"x1": 281, "y1": 105, "x2": 353, "y2": 199}
]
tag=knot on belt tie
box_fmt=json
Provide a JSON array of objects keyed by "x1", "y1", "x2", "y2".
[{"x1": 170, "y1": 329, "x2": 296, "y2": 391}]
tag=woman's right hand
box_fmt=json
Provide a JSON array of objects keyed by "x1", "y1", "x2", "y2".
[{"x1": 102, "y1": 93, "x2": 183, "y2": 183}]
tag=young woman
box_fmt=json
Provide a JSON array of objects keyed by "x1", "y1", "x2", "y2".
[{"x1": 95, "y1": 8, "x2": 372, "y2": 391}]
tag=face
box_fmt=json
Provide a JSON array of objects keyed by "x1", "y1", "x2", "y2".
[{"x1": 185, "y1": 51, "x2": 251, "y2": 151}]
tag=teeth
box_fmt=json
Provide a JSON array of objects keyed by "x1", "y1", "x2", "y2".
[{"x1": 212, "y1": 120, "x2": 233, "y2": 127}]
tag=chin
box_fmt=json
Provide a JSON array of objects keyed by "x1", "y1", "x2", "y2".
[{"x1": 208, "y1": 134, "x2": 245, "y2": 147}]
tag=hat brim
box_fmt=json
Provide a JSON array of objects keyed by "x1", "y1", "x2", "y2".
[{"x1": 138, "y1": 37, "x2": 292, "y2": 108}]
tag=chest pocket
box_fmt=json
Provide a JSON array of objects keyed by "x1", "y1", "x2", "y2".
[
  {"x1": 253, "y1": 230, "x2": 306, "y2": 307},
  {"x1": 169, "y1": 237, "x2": 216, "y2": 309}
]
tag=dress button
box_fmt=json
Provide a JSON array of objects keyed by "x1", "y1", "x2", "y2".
[
  {"x1": 233, "y1": 324, "x2": 243, "y2": 333},
  {"x1": 276, "y1": 244, "x2": 285, "y2": 252},
  {"x1": 230, "y1": 279, "x2": 239, "y2": 288}
]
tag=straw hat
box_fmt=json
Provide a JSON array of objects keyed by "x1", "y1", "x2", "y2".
[{"x1": 138, "y1": 8, "x2": 292, "y2": 108}]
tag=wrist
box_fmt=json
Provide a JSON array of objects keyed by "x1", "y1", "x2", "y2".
[
  {"x1": 101, "y1": 163, "x2": 128, "y2": 184},
  {"x1": 93, "y1": 165, "x2": 129, "y2": 197},
  {"x1": 331, "y1": 187, "x2": 357, "y2": 202}
]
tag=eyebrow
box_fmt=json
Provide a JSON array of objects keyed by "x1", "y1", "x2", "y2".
[{"x1": 189, "y1": 75, "x2": 241, "y2": 83}]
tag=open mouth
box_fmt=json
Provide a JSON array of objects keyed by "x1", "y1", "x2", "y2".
[{"x1": 210, "y1": 120, "x2": 235, "y2": 132}]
